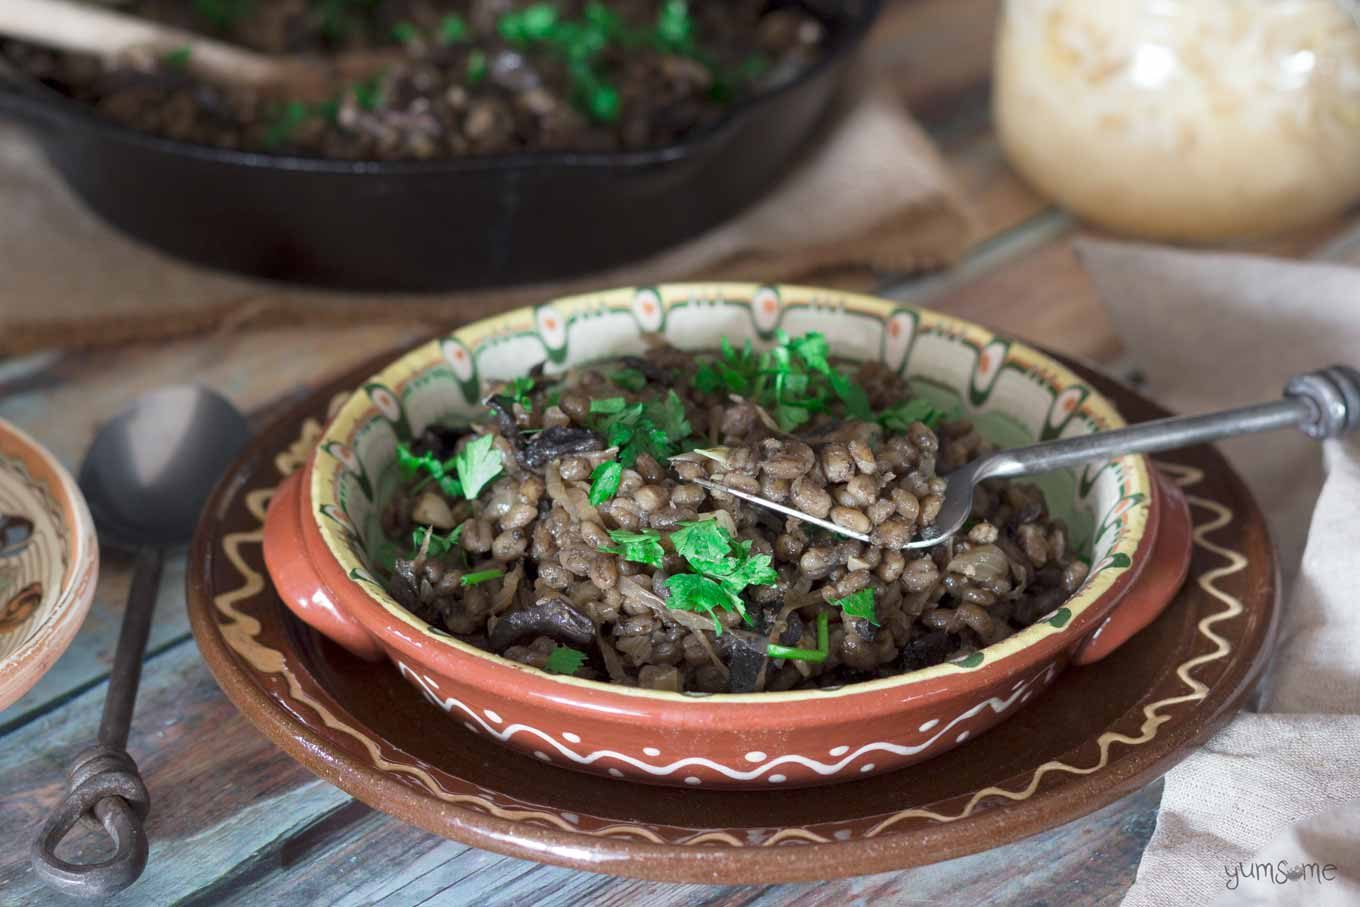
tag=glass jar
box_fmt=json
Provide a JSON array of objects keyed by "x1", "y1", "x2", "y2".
[{"x1": 994, "y1": 0, "x2": 1360, "y2": 241}]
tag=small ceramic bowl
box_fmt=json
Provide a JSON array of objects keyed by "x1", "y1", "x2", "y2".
[
  {"x1": 0, "y1": 419, "x2": 99, "y2": 712},
  {"x1": 264, "y1": 284, "x2": 1192, "y2": 789}
]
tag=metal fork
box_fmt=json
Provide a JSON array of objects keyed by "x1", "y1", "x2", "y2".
[{"x1": 695, "y1": 366, "x2": 1360, "y2": 549}]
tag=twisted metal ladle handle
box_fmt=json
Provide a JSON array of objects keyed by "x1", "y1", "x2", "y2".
[
  {"x1": 1285, "y1": 366, "x2": 1360, "y2": 440},
  {"x1": 31, "y1": 546, "x2": 161, "y2": 898}
]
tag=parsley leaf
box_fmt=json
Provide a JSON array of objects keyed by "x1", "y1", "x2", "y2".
[
  {"x1": 833, "y1": 588, "x2": 878, "y2": 625},
  {"x1": 664, "y1": 521, "x2": 777, "y2": 632},
  {"x1": 391, "y1": 20, "x2": 421, "y2": 43},
  {"x1": 830, "y1": 371, "x2": 874, "y2": 421},
  {"x1": 766, "y1": 611, "x2": 830, "y2": 663},
  {"x1": 466, "y1": 49, "x2": 489, "y2": 83},
  {"x1": 788, "y1": 330, "x2": 831, "y2": 374},
  {"x1": 590, "y1": 396, "x2": 628, "y2": 415},
  {"x1": 599, "y1": 528, "x2": 664, "y2": 568},
  {"x1": 592, "y1": 394, "x2": 690, "y2": 468},
  {"x1": 412, "y1": 523, "x2": 465, "y2": 559},
  {"x1": 664, "y1": 573, "x2": 744, "y2": 634},
  {"x1": 694, "y1": 336, "x2": 759, "y2": 396},
  {"x1": 706, "y1": 551, "x2": 777, "y2": 596},
  {"x1": 162, "y1": 46, "x2": 193, "y2": 69},
  {"x1": 395, "y1": 442, "x2": 464, "y2": 499},
  {"x1": 506, "y1": 376, "x2": 535, "y2": 411},
  {"x1": 437, "y1": 13, "x2": 468, "y2": 44},
  {"x1": 451, "y1": 434, "x2": 503, "y2": 500},
  {"x1": 588, "y1": 460, "x2": 623, "y2": 506},
  {"x1": 608, "y1": 368, "x2": 647, "y2": 391},
  {"x1": 461, "y1": 568, "x2": 505, "y2": 586},
  {"x1": 646, "y1": 390, "x2": 692, "y2": 443},
  {"x1": 670, "y1": 519, "x2": 731, "y2": 565},
  {"x1": 544, "y1": 645, "x2": 587, "y2": 676},
  {"x1": 878, "y1": 398, "x2": 942, "y2": 432}
]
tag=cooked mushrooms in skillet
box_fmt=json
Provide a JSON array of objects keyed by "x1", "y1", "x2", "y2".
[{"x1": 1, "y1": 0, "x2": 830, "y2": 159}]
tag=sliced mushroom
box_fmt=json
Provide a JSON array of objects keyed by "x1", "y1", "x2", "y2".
[
  {"x1": 519, "y1": 426, "x2": 603, "y2": 470},
  {"x1": 619, "y1": 355, "x2": 672, "y2": 386},
  {"x1": 897, "y1": 629, "x2": 953, "y2": 673},
  {"x1": 488, "y1": 596, "x2": 595, "y2": 651},
  {"x1": 717, "y1": 628, "x2": 770, "y2": 693}
]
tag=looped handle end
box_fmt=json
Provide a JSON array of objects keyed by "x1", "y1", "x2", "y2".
[
  {"x1": 1285, "y1": 366, "x2": 1360, "y2": 440},
  {"x1": 31, "y1": 745, "x2": 150, "y2": 899}
]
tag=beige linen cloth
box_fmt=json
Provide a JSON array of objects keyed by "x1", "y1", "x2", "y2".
[
  {"x1": 0, "y1": 81, "x2": 973, "y2": 355},
  {"x1": 1075, "y1": 240, "x2": 1360, "y2": 906}
]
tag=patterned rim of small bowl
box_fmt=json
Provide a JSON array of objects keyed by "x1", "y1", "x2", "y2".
[{"x1": 0, "y1": 419, "x2": 99, "y2": 707}]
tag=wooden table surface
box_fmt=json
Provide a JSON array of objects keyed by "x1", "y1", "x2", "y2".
[{"x1": 2, "y1": 2, "x2": 1358, "y2": 905}]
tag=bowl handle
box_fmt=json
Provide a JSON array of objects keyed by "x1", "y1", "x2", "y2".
[
  {"x1": 262, "y1": 471, "x2": 384, "y2": 661},
  {"x1": 1072, "y1": 469, "x2": 1193, "y2": 666}
]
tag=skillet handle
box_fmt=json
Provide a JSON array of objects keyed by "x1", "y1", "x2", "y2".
[
  {"x1": 263, "y1": 471, "x2": 384, "y2": 661},
  {"x1": 1071, "y1": 469, "x2": 1193, "y2": 666}
]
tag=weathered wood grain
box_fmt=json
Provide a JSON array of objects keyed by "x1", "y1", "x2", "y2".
[
  {"x1": 0, "y1": 643, "x2": 350, "y2": 907},
  {"x1": 0, "y1": 322, "x2": 431, "y2": 726}
]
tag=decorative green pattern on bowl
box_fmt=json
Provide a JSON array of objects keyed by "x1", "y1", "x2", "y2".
[{"x1": 309, "y1": 284, "x2": 1152, "y2": 698}]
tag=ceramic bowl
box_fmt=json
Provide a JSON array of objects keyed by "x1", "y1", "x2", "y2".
[
  {"x1": 0, "y1": 420, "x2": 99, "y2": 712},
  {"x1": 263, "y1": 284, "x2": 1192, "y2": 789}
]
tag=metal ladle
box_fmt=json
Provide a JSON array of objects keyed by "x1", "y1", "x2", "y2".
[
  {"x1": 31, "y1": 385, "x2": 249, "y2": 899},
  {"x1": 697, "y1": 366, "x2": 1360, "y2": 549}
]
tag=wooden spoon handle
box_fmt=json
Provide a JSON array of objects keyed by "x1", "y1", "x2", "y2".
[{"x1": 0, "y1": 0, "x2": 282, "y2": 87}]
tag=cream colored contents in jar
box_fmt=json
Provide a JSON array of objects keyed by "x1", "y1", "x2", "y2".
[{"x1": 995, "y1": 0, "x2": 1360, "y2": 241}]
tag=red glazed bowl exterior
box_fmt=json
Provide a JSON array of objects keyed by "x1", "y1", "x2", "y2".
[{"x1": 262, "y1": 284, "x2": 1192, "y2": 789}]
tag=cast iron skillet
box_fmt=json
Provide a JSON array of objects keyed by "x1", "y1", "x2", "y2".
[{"x1": 0, "y1": 1, "x2": 881, "y2": 292}]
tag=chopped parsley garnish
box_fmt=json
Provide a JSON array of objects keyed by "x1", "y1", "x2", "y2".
[
  {"x1": 412, "y1": 523, "x2": 465, "y2": 559},
  {"x1": 598, "y1": 528, "x2": 664, "y2": 568},
  {"x1": 396, "y1": 443, "x2": 463, "y2": 498},
  {"x1": 588, "y1": 460, "x2": 623, "y2": 506},
  {"x1": 314, "y1": 0, "x2": 381, "y2": 40},
  {"x1": 833, "y1": 588, "x2": 878, "y2": 625},
  {"x1": 437, "y1": 14, "x2": 468, "y2": 45},
  {"x1": 193, "y1": 0, "x2": 253, "y2": 30},
  {"x1": 451, "y1": 434, "x2": 503, "y2": 500},
  {"x1": 162, "y1": 46, "x2": 193, "y2": 70},
  {"x1": 590, "y1": 396, "x2": 627, "y2": 415},
  {"x1": 647, "y1": 391, "x2": 692, "y2": 446},
  {"x1": 391, "y1": 21, "x2": 421, "y2": 44},
  {"x1": 663, "y1": 573, "x2": 740, "y2": 634},
  {"x1": 396, "y1": 434, "x2": 502, "y2": 501},
  {"x1": 607, "y1": 368, "x2": 647, "y2": 392},
  {"x1": 591, "y1": 390, "x2": 692, "y2": 468},
  {"x1": 466, "y1": 49, "x2": 489, "y2": 84},
  {"x1": 670, "y1": 519, "x2": 732, "y2": 565},
  {"x1": 505, "y1": 376, "x2": 535, "y2": 411},
  {"x1": 694, "y1": 336, "x2": 760, "y2": 396},
  {"x1": 766, "y1": 611, "x2": 830, "y2": 663},
  {"x1": 263, "y1": 100, "x2": 311, "y2": 149},
  {"x1": 461, "y1": 568, "x2": 505, "y2": 586},
  {"x1": 693, "y1": 330, "x2": 941, "y2": 433},
  {"x1": 351, "y1": 73, "x2": 383, "y2": 111},
  {"x1": 664, "y1": 519, "x2": 775, "y2": 633},
  {"x1": 544, "y1": 645, "x2": 587, "y2": 676},
  {"x1": 878, "y1": 398, "x2": 942, "y2": 431}
]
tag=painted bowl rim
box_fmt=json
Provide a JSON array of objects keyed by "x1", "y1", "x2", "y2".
[
  {"x1": 0, "y1": 418, "x2": 99, "y2": 705},
  {"x1": 307, "y1": 283, "x2": 1154, "y2": 705}
]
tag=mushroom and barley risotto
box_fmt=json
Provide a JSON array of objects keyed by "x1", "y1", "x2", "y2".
[
  {"x1": 380, "y1": 332, "x2": 1090, "y2": 694},
  {"x1": 2, "y1": 1, "x2": 828, "y2": 159}
]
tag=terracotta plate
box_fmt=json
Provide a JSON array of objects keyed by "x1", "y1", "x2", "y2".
[{"x1": 187, "y1": 348, "x2": 1279, "y2": 884}]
